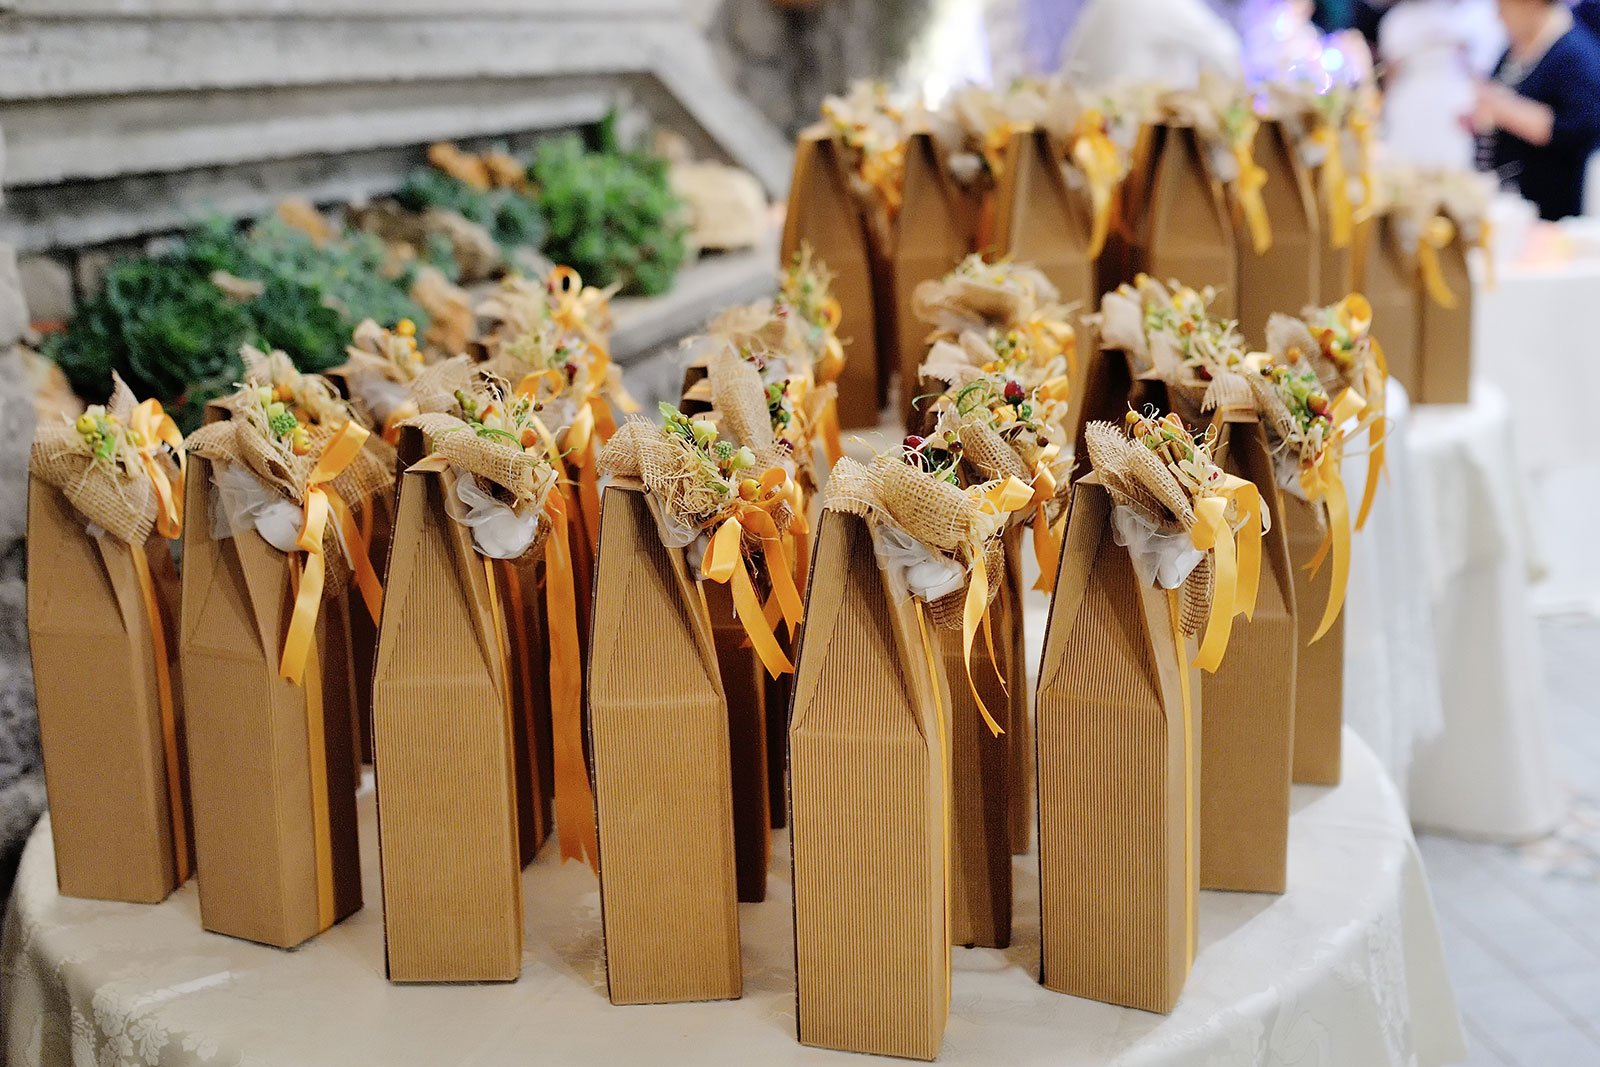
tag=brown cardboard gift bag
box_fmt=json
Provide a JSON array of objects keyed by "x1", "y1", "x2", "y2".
[
  {"x1": 1035, "y1": 475, "x2": 1198, "y2": 1013},
  {"x1": 1236, "y1": 120, "x2": 1321, "y2": 344},
  {"x1": 991, "y1": 126, "x2": 1100, "y2": 327},
  {"x1": 369, "y1": 455, "x2": 528, "y2": 982},
  {"x1": 1286, "y1": 494, "x2": 1345, "y2": 784},
  {"x1": 1134, "y1": 124, "x2": 1239, "y2": 320},
  {"x1": 1200, "y1": 414, "x2": 1298, "y2": 893},
  {"x1": 1361, "y1": 215, "x2": 1422, "y2": 399},
  {"x1": 588, "y1": 481, "x2": 742, "y2": 1004},
  {"x1": 789, "y1": 507, "x2": 952, "y2": 1060},
  {"x1": 891, "y1": 131, "x2": 977, "y2": 427},
  {"x1": 179, "y1": 450, "x2": 362, "y2": 948},
  {"x1": 27, "y1": 391, "x2": 192, "y2": 904},
  {"x1": 783, "y1": 128, "x2": 883, "y2": 428},
  {"x1": 1415, "y1": 221, "x2": 1473, "y2": 404}
]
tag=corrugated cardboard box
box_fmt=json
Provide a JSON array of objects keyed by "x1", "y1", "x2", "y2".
[
  {"x1": 789, "y1": 509, "x2": 951, "y2": 1061},
  {"x1": 1002, "y1": 529, "x2": 1032, "y2": 857},
  {"x1": 1363, "y1": 215, "x2": 1421, "y2": 399},
  {"x1": 1236, "y1": 121, "x2": 1321, "y2": 344},
  {"x1": 892, "y1": 131, "x2": 976, "y2": 427},
  {"x1": 1036, "y1": 476, "x2": 1197, "y2": 1013},
  {"x1": 370, "y1": 456, "x2": 525, "y2": 982},
  {"x1": 1200, "y1": 415, "x2": 1298, "y2": 894},
  {"x1": 27, "y1": 477, "x2": 191, "y2": 904},
  {"x1": 1417, "y1": 228, "x2": 1473, "y2": 404},
  {"x1": 992, "y1": 126, "x2": 1100, "y2": 315},
  {"x1": 782, "y1": 128, "x2": 883, "y2": 429},
  {"x1": 180, "y1": 453, "x2": 362, "y2": 948},
  {"x1": 589, "y1": 482, "x2": 741, "y2": 1004},
  {"x1": 765, "y1": 669, "x2": 790, "y2": 830},
  {"x1": 705, "y1": 581, "x2": 771, "y2": 903},
  {"x1": 1136, "y1": 124, "x2": 1238, "y2": 321},
  {"x1": 1285, "y1": 495, "x2": 1344, "y2": 784},
  {"x1": 941, "y1": 617, "x2": 1010, "y2": 949}
]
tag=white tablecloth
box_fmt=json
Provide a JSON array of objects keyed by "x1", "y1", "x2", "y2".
[
  {"x1": 1473, "y1": 251, "x2": 1600, "y2": 614},
  {"x1": 1, "y1": 733, "x2": 1464, "y2": 1067},
  {"x1": 1404, "y1": 383, "x2": 1565, "y2": 841}
]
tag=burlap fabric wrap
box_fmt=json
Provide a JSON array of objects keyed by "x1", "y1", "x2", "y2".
[
  {"x1": 597, "y1": 420, "x2": 795, "y2": 557},
  {"x1": 913, "y1": 261, "x2": 1061, "y2": 337},
  {"x1": 825, "y1": 454, "x2": 1004, "y2": 630},
  {"x1": 186, "y1": 392, "x2": 393, "y2": 596},
  {"x1": 705, "y1": 347, "x2": 781, "y2": 467},
  {"x1": 1082, "y1": 421, "x2": 1214, "y2": 637},
  {"x1": 29, "y1": 377, "x2": 161, "y2": 546}
]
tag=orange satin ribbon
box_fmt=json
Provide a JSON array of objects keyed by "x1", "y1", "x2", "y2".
[
  {"x1": 499, "y1": 560, "x2": 544, "y2": 834},
  {"x1": 130, "y1": 399, "x2": 185, "y2": 540},
  {"x1": 912, "y1": 600, "x2": 954, "y2": 1005},
  {"x1": 1028, "y1": 450, "x2": 1064, "y2": 594},
  {"x1": 1417, "y1": 215, "x2": 1459, "y2": 309},
  {"x1": 1188, "y1": 473, "x2": 1264, "y2": 673},
  {"x1": 959, "y1": 477, "x2": 1034, "y2": 736},
  {"x1": 1231, "y1": 124, "x2": 1273, "y2": 256},
  {"x1": 1356, "y1": 334, "x2": 1391, "y2": 532},
  {"x1": 279, "y1": 422, "x2": 384, "y2": 684},
  {"x1": 542, "y1": 486, "x2": 599, "y2": 871},
  {"x1": 1165, "y1": 589, "x2": 1198, "y2": 966},
  {"x1": 1311, "y1": 123, "x2": 1354, "y2": 250},
  {"x1": 288, "y1": 556, "x2": 336, "y2": 929},
  {"x1": 129, "y1": 544, "x2": 190, "y2": 885},
  {"x1": 1301, "y1": 389, "x2": 1365, "y2": 642},
  {"x1": 702, "y1": 470, "x2": 805, "y2": 679},
  {"x1": 1068, "y1": 110, "x2": 1122, "y2": 259}
]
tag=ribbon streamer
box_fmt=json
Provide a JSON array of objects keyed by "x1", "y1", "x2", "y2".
[
  {"x1": 912, "y1": 601, "x2": 954, "y2": 1003},
  {"x1": 1068, "y1": 110, "x2": 1121, "y2": 259},
  {"x1": 1300, "y1": 389, "x2": 1365, "y2": 642},
  {"x1": 958, "y1": 477, "x2": 1034, "y2": 736},
  {"x1": 1231, "y1": 127, "x2": 1274, "y2": 256},
  {"x1": 542, "y1": 487, "x2": 600, "y2": 871},
  {"x1": 1165, "y1": 590, "x2": 1198, "y2": 966},
  {"x1": 130, "y1": 399, "x2": 185, "y2": 540},
  {"x1": 1417, "y1": 215, "x2": 1459, "y2": 309},
  {"x1": 129, "y1": 544, "x2": 190, "y2": 884},
  {"x1": 1310, "y1": 124, "x2": 1354, "y2": 249}
]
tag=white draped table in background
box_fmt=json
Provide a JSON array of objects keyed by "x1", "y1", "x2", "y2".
[{"x1": 2, "y1": 733, "x2": 1463, "y2": 1067}]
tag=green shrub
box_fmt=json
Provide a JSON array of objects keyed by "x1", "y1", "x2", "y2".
[
  {"x1": 528, "y1": 117, "x2": 689, "y2": 296},
  {"x1": 44, "y1": 216, "x2": 429, "y2": 432},
  {"x1": 396, "y1": 167, "x2": 546, "y2": 263}
]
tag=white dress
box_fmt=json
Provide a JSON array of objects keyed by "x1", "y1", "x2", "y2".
[
  {"x1": 1060, "y1": 0, "x2": 1244, "y2": 90},
  {"x1": 1379, "y1": 0, "x2": 1505, "y2": 171}
]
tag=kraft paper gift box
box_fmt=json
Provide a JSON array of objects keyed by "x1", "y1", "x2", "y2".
[
  {"x1": 181, "y1": 419, "x2": 371, "y2": 949},
  {"x1": 1199, "y1": 413, "x2": 1298, "y2": 893},
  {"x1": 783, "y1": 128, "x2": 884, "y2": 428},
  {"x1": 588, "y1": 481, "x2": 742, "y2": 1004},
  {"x1": 1035, "y1": 472, "x2": 1199, "y2": 1014},
  {"x1": 991, "y1": 127, "x2": 1101, "y2": 319},
  {"x1": 1286, "y1": 495, "x2": 1345, "y2": 784},
  {"x1": 1002, "y1": 527, "x2": 1033, "y2": 858},
  {"x1": 1235, "y1": 120, "x2": 1321, "y2": 345},
  {"x1": 789, "y1": 505, "x2": 953, "y2": 1061},
  {"x1": 1415, "y1": 217, "x2": 1473, "y2": 405},
  {"x1": 891, "y1": 130, "x2": 978, "y2": 427},
  {"x1": 704, "y1": 580, "x2": 772, "y2": 903},
  {"x1": 1134, "y1": 124, "x2": 1239, "y2": 321},
  {"x1": 27, "y1": 385, "x2": 192, "y2": 904},
  {"x1": 1362, "y1": 214, "x2": 1422, "y2": 398}
]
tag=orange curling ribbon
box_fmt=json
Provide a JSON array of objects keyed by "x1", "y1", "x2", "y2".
[
  {"x1": 702, "y1": 470, "x2": 805, "y2": 678},
  {"x1": 1417, "y1": 215, "x2": 1459, "y2": 309},
  {"x1": 1301, "y1": 389, "x2": 1365, "y2": 642},
  {"x1": 542, "y1": 487, "x2": 599, "y2": 872},
  {"x1": 129, "y1": 544, "x2": 189, "y2": 884},
  {"x1": 1311, "y1": 123, "x2": 1354, "y2": 249},
  {"x1": 1231, "y1": 124, "x2": 1274, "y2": 256},
  {"x1": 279, "y1": 422, "x2": 379, "y2": 684},
  {"x1": 959, "y1": 477, "x2": 1034, "y2": 737},
  {"x1": 1069, "y1": 110, "x2": 1122, "y2": 259},
  {"x1": 130, "y1": 399, "x2": 185, "y2": 540},
  {"x1": 1165, "y1": 590, "x2": 1198, "y2": 966}
]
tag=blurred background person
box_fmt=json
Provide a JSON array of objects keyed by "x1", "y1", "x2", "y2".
[
  {"x1": 1061, "y1": 0, "x2": 1244, "y2": 88},
  {"x1": 1380, "y1": 0, "x2": 1505, "y2": 170},
  {"x1": 1476, "y1": 0, "x2": 1600, "y2": 219},
  {"x1": 1576, "y1": 0, "x2": 1600, "y2": 38}
]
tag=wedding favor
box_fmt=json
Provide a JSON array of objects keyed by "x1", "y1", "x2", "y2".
[
  {"x1": 181, "y1": 353, "x2": 388, "y2": 947},
  {"x1": 1233, "y1": 118, "x2": 1320, "y2": 343},
  {"x1": 1038, "y1": 413, "x2": 1250, "y2": 1013},
  {"x1": 790, "y1": 450, "x2": 1028, "y2": 1060},
  {"x1": 28, "y1": 377, "x2": 191, "y2": 903}
]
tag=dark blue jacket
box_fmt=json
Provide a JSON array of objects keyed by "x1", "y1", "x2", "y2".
[
  {"x1": 1491, "y1": 26, "x2": 1600, "y2": 220},
  {"x1": 1577, "y1": 1, "x2": 1600, "y2": 40}
]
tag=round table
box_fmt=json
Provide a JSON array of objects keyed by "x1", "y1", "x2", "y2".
[
  {"x1": 1403, "y1": 382, "x2": 1564, "y2": 841},
  {"x1": 2, "y1": 732, "x2": 1464, "y2": 1067}
]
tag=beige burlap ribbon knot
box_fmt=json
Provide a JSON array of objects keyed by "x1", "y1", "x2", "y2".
[{"x1": 30, "y1": 376, "x2": 164, "y2": 546}]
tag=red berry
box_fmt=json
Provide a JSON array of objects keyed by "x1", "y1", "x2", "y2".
[
  {"x1": 1195, "y1": 365, "x2": 1213, "y2": 381},
  {"x1": 1003, "y1": 380, "x2": 1026, "y2": 405},
  {"x1": 904, "y1": 434, "x2": 925, "y2": 450}
]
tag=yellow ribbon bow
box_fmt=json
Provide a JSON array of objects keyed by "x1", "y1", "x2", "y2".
[
  {"x1": 1300, "y1": 389, "x2": 1366, "y2": 642},
  {"x1": 1310, "y1": 123, "x2": 1354, "y2": 249},
  {"x1": 960, "y1": 477, "x2": 1035, "y2": 736},
  {"x1": 1069, "y1": 109, "x2": 1122, "y2": 259},
  {"x1": 1231, "y1": 121, "x2": 1274, "y2": 256},
  {"x1": 1417, "y1": 215, "x2": 1459, "y2": 309},
  {"x1": 130, "y1": 399, "x2": 186, "y2": 540},
  {"x1": 1188, "y1": 472, "x2": 1264, "y2": 673},
  {"x1": 279, "y1": 421, "x2": 385, "y2": 684},
  {"x1": 702, "y1": 469, "x2": 806, "y2": 678}
]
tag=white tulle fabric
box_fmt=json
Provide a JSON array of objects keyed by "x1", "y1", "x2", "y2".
[
  {"x1": 443, "y1": 467, "x2": 541, "y2": 560},
  {"x1": 0, "y1": 731, "x2": 1465, "y2": 1067},
  {"x1": 210, "y1": 460, "x2": 305, "y2": 554},
  {"x1": 876, "y1": 523, "x2": 967, "y2": 602},
  {"x1": 1110, "y1": 504, "x2": 1204, "y2": 592}
]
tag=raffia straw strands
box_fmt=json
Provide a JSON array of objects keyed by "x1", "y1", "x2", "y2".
[{"x1": 30, "y1": 375, "x2": 160, "y2": 546}]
